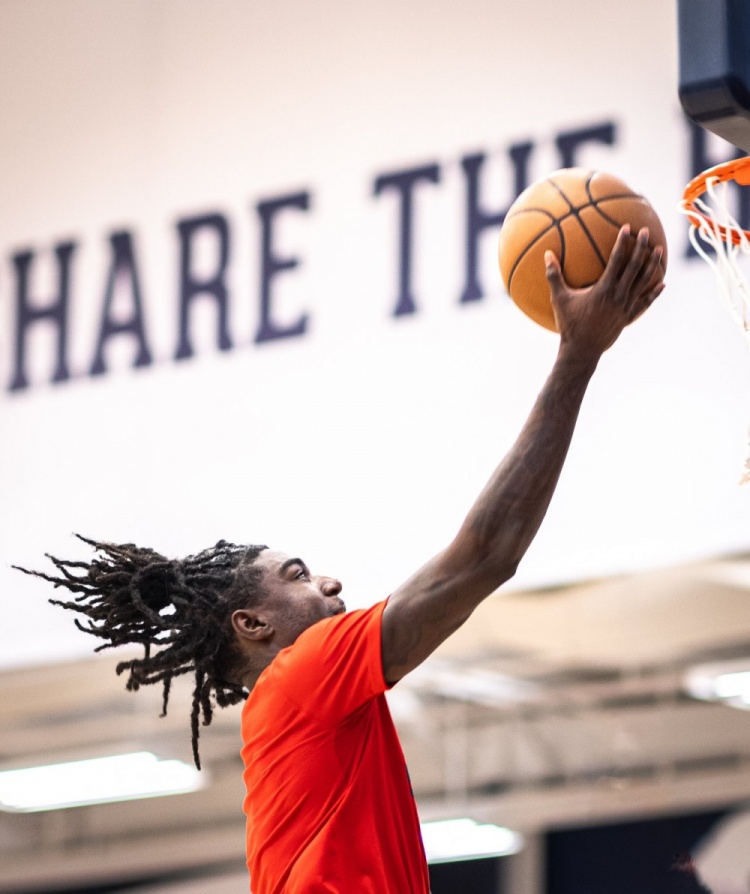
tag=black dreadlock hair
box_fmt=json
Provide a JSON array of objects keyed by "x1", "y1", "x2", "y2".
[{"x1": 14, "y1": 535, "x2": 268, "y2": 769}]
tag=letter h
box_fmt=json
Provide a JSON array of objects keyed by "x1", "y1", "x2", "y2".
[{"x1": 9, "y1": 242, "x2": 76, "y2": 391}]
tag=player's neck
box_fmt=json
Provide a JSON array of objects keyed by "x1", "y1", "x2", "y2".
[{"x1": 240, "y1": 651, "x2": 276, "y2": 691}]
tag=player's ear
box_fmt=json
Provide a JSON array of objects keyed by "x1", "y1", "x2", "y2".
[{"x1": 231, "y1": 608, "x2": 273, "y2": 642}]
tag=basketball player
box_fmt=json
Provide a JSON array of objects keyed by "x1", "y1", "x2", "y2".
[{"x1": 18, "y1": 225, "x2": 664, "y2": 893}]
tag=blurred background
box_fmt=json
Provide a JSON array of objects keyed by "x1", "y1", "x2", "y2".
[{"x1": 2, "y1": 1, "x2": 750, "y2": 891}]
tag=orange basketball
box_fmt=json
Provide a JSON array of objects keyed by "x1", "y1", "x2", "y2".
[{"x1": 498, "y1": 168, "x2": 668, "y2": 331}]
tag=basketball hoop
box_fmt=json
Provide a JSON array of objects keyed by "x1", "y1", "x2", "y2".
[{"x1": 679, "y1": 155, "x2": 750, "y2": 484}]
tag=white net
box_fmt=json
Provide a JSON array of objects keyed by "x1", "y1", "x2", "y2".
[{"x1": 679, "y1": 175, "x2": 750, "y2": 483}]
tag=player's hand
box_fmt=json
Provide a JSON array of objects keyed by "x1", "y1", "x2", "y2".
[{"x1": 545, "y1": 225, "x2": 665, "y2": 357}]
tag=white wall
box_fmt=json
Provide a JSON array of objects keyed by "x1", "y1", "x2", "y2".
[{"x1": 1, "y1": 0, "x2": 748, "y2": 669}]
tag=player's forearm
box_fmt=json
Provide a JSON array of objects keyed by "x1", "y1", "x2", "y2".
[{"x1": 454, "y1": 342, "x2": 599, "y2": 586}]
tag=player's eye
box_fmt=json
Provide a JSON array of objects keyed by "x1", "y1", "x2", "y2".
[{"x1": 295, "y1": 568, "x2": 309, "y2": 581}]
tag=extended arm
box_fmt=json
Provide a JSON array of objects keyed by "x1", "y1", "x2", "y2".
[{"x1": 381, "y1": 226, "x2": 665, "y2": 683}]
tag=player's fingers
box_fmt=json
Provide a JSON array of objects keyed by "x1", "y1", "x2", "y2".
[
  {"x1": 627, "y1": 281, "x2": 665, "y2": 323},
  {"x1": 598, "y1": 225, "x2": 631, "y2": 290},
  {"x1": 615, "y1": 227, "x2": 651, "y2": 297},
  {"x1": 638, "y1": 244, "x2": 665, "y2": 288},
  {"x1": 624, "y1": 245, "x2": 664, "y2": 315},
  {"x1": 544, "y1": 250, "x2": 564, "y2": 295}
]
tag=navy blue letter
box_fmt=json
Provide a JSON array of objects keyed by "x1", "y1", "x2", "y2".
[
  {"x1": 90, "y1": 231, "x2": 152, "y2": 376},
  {"x1": 255, "y1": 193, "x2": 310, "y2": 343},
  {"x1": 175, "y1": 213, "x2": 232, "y2": 359},
  {"x1": 460, "y1": 144, "x2": 534, "y2": 304},
  {"x1": 9, "y1": 242, "x2": 76, "y2": 391},
  {"x1": 373, "y1": 164, "x2": 441, "y2": 316},
  {"x1": 555, "y1": 121, "x2": 616, "y2": 169}
]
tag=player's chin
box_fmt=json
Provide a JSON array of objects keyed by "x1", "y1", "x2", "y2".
[{"x1": 331, "y1": 597, "x2": 346, "y2": 615}]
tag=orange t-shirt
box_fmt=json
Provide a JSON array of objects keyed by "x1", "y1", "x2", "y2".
[{"x1": 240, "y1": 600, "x2": 430, "y2": 894}]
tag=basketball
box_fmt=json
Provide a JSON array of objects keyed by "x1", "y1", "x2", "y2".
[{"x1": 498, "y1": 168, "x2": 668, "y2": 331}]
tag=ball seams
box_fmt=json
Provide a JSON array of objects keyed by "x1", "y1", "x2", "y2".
[
  {"x1": 504, "y1": 183, "x2": 645, "y2": 292},
  {"x1": 553, "y1": 174, "x2": 607, "y2": 271},
  {"x1": 586, "y1": 189, "x2": 667, "y2": 275}
]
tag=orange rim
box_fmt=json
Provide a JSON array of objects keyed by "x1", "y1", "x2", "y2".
[{"x1": 682, "y1": 156, "x2": 750, "y2": 246}]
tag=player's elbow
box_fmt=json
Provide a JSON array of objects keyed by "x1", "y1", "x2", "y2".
[
  {"x1": 451, "y1": 528, "x2": 522, "y2": 591},
  {"x1": 469, "y1": 548, "x2": 519, "y2": 595},
  {"x1": 485, "y1": 555, "x2": 520, "y2": 589}
]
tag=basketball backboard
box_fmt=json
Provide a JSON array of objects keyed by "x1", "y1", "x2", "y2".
[{"x1": 678, "y1": 0, "x2": 750, "y2": 153}]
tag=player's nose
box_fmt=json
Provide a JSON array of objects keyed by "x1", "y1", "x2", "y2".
[{"x1": 319, "y1": 576, "x2": 342, "y2": 597}]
